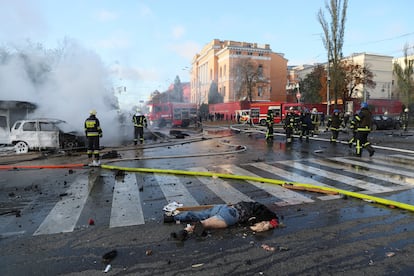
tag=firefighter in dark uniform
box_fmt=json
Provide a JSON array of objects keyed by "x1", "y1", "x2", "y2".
[
  {"x1": 299, "y1": 108, "x2": 311, "y2": 142},
  {"x1": 348, "y1": 111, "x2": 357, "y2": 148},
  {"x1": 401, "y1": 108, "x2": 409, "y2": 131},
  {"x1": 327, "y1": 109, "x2": 343, "y2": 143},
  {"x1": 354, "y1": 102, "x2": 375, "y2": 157},
  {"x1": 284, "y1": 107, "x2": 296, "y2": 144},
  {"x1": 84, "y1": 109, "x2": 102, "y2": 166},
  {"x1": 265, "y1": 109, "x2": 274, "y2": 141},
  {"x1": 132, "y1": 108, "x2": 148, "y2": 145},
  {"x1": 310, "y1": 108, "x2": 319, "y2": 136}
]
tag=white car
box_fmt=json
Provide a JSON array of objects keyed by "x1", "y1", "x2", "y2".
[{"x1": 9, "y1": 119, "x2": 86, "y2": 154}]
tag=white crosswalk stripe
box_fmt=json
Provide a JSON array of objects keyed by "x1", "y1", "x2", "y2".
[
  {"x1": 332, "y1": 157, "x2": 414, "y2": 179},
  {"x1": 219, "y1": 164, "x2": 315, "y2": 206},
  {"x1": 33, "y1": 175, "x2": 92, "y2": 235},
  {"x1": 110, "y1": 172, "x2": 145, "y2": 227},
  {"x1": 154, "y1": 174, "x2": 199, "y2": 207},
  {"x1": 12, "y1": 153, "x2": 414, "y2": 237},
  {"x1": 189, "y1": 167, "x2": 252, "y2": 203},
  {"x1": 282, "y1": 160, "x2": 395, "y2": 194}
]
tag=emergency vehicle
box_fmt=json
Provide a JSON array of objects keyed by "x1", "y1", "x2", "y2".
[{"x1": 147, "y1": 102, "x2": 197, "y2": 127}]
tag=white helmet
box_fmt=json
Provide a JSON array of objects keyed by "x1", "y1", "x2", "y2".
[
  {"x1": 404, "y1": 108, "x2": 409, "y2": 112},
  {"x1": 90, "y1": 109, "x2": 97, "y2": 115},
  {"x1": 312, "y1": 108, "x2": 317, "y2": 113}
]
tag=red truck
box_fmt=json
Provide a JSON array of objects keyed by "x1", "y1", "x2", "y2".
[
  {"x1": 208, "y1": 101, "x2": 250, "y2": 121},
  {"x1": 147, "y1": 102, "x2": 197, "y2": 127}
]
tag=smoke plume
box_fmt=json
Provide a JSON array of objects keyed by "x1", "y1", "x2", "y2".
[{"x1": 0, "y1": 39, "x2": 129, "y2": 146}]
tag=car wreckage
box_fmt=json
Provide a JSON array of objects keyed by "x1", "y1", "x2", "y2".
[{"x1": 9, "y1": 118, "x2": 86, "y2": 154}]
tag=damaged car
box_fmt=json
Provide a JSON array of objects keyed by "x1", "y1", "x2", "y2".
[{"x1": 9, "y1": 119, "x2": 86, "y2": 154}]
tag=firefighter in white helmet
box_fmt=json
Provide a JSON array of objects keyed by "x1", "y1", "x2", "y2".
[
  {"x1": 132, "y1": 108, "x2": 148, "y2": 145},
  {"x1": 310, "y1": 108, "x2": 319, "y2": 136},
  {"x1": 401, "y1": 107, "x2": 409, "y2": 131},
  {"x1": 84, "y1": 109, "x2": 102, "y2": 166},
  {"x1": 284, "y1": 107, "x2": 296, "y2": 144}
]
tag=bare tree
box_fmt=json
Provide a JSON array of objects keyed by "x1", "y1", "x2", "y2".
[
  {"x1": 340, "y1": 60, "x2": 376, "y2": 102},
  {"x1": 393, "y1": 43, "x2": 414, "y2": 107},
  {"x1": 318, "y1": 0, "x2": 348, "y2": 108},
  {"x1": 233, "y1": 58, "x2": 261, "y2": 102}
]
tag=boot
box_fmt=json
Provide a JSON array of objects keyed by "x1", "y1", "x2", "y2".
[{"x1": 367, "y1": 145, "x2": 375, "y2": 157}]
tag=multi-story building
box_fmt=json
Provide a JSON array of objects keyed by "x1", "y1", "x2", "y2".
[
  {"x1": 345, "y1": 53, "x2": 394, "y2": 100},
  {"x1": 190, "y1": 39, "x2": 288, "y2": 105}
]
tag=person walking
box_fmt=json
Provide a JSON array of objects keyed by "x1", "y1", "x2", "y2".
[
  {"x1": 326, "y1": 109, "x2": 343, "y2": 143},
  {"x1": 132, "y1": 108, "x2": 148, "y2": 145},
  {"x1": 299, "y1": 108, "x2": 312, "y2": 142},
  {"x1": 284, "y1": 107, "x2": 296, "y2": 144},
  {"x1": 401, "y1": 107, "x2": 409, "y2": 131},
  {"x1": 353, "y1": 102, "x2": 375, "y2": 157},
  {"x1": 311, "y1": 108, "x2": 319, "y2": 136},
  {"x1": 348, "y1": 112, "x2": 357, "y2": 148},
  {"x1": 265, "y1": 109, "x2": 274, "y2": 141},
  {"x1": 84, "y1": 109, "x2": 102, "y2": 166}
]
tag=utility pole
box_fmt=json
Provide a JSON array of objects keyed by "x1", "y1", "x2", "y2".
[{"x1": 326, "y1": 42, "x2": 330, "y2": 116}]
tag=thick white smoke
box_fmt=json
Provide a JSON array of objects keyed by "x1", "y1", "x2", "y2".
[{"x1": 0, "y1": 39, "x2": 129, "y2": 146}]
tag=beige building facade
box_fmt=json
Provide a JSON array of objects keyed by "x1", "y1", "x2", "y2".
[
  {"x1": 346, "y1": 53, "x2": 394, "y2": 100},
  {"x1": 190, "y1": 39, "x2": 288, "y2": 105}
]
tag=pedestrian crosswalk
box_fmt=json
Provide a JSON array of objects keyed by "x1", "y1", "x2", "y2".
[{"x1": 3, "y1": 153, "x2": 414, "y2": 237}]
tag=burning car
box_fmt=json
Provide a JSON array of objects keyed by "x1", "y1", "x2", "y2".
[{"x1": 9, "y1": 118, "x2": 86, "y2": 154}]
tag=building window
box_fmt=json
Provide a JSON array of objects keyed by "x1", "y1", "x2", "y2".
[
  {"x1": 223, "y1": 86, "x2": 226, "y2": 97},
  {"x1": 258, "y1": 65, "x2": 263, "y2": 77},
  {"x1": 248, "y1": 52, "x2": 253, "y2": 56},
  {"x1": 258, "y1": 87, "x2": 263, "y2": 97},
  {"x1": 220, "y1": 67, "x2": 222, "y2": 78}
]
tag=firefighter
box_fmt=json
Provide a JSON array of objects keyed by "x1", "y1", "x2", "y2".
[
  {"x1": 326, "y1": 109, "x2": 343, "y2": 143},
  {"x1": 401, "y1": 108, "x2": 409, "y2": 131},
  {"x1": 284, "y1": 107, "x2": 296, "y2": 144},
  {"x1": 299, "y1": 108, "x2": 312, "y2": 142},
  {"x1": 311, "y1": 108, "x2": 319, "y2": 136},
  {"x1": 265, "y1": 109, "x2": 274, "y2": 141},
  {"x1": 348, "y1": 111, "x2": 358, "y2": 148},
  {"x1": 354, "y1": 102, "x2": 375, "y2": 157},
  {"x1": 132, "y1": 108, "x2": 148, "y2": 145},
  {"x1": 84, "y1": 109, "x2": 102, "y2": 166}
]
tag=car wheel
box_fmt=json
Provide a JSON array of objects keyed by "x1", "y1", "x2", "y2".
[
  {"x1": 63, "y1": 140, "x2": 77, "y2": 149},
  {"x1": 15, "y1": 141, "x2": 29, "y2": 154}
]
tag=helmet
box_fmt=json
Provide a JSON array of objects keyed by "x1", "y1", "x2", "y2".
[
  {"x1": 289, "y1": 107, "x2": 294, "y2": 111},
  {"x1": 312, "y1": 108, "x2": 317, "y2": 113},
  {"x1": 404, "y1": 108, "x2": 409, "y2": 112},
  {"x1": 361, "y1": 102, "x2": 368, "y2": 109},
  {"x1": 333, "y1": 109, "x2": 339, "y2": 114},
  {"x1": 90, "y1": 109, "x2": 97, "y2": 115},
  {"x1": 136, "y1": 108, "x2": 141, "y2": 113}
]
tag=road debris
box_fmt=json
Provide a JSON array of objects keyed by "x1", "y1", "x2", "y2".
[
  {"x1": 102, "y1": 250, "x2": 117, "y2": 264},
  {"x1": 386, "y1": 252, "x2": 395, "y2": 257},
  {"x1": 261, "y1": 244, "x2": 275, "y2": 252},
  {"x1": 103, "y1": 264, "x2": 111, "y2": 273}
]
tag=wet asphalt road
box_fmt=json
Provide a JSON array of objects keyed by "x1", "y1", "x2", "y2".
[{"x1": 1, "y1": 124, "x2": 414, "y2": 275}]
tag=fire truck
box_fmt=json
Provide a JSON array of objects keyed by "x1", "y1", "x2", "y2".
[
  {"x1": 147, "y1": 102, "x2": 197, "y2": 127},
  {"x1": 208, "y1": 101, "x2": 250, "y2": 121}
]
